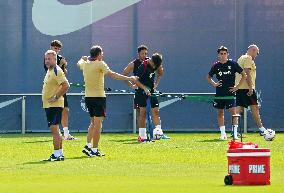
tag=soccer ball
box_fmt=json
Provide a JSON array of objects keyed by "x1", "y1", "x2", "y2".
[
  {"x1": 263, "y1": 129, "x2": 276, "y2": 141},
  {"x1": 153, "y1": 128, "x2": 163, "y2": 140}
]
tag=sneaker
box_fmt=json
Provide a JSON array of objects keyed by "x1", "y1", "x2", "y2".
[
  {"x1": 82, "y1": 145, "x2": 92, "y2": 156},
  {"x1": 64, "y1": 134, "x2": 77, "y2": 140},
  {"x1": 137, "y1": 136, "x2": 148, "y2": 142},
  {"x1": 89, "y1": 149, "x2": 105, "y2": 157},
  {"x1": 44, "y1": 154, "x2": 62, "y2": 162},
  {"x1": 220, "y1": 135, "x2": 227, "y2": 140},
  {"x1": 161, "y1": 134, "x2": 170, "y2": 139},
  {"x1": 259, "y1": 131, "x2": 266, "y2": 136},
  {"x1": 59, "y1": 155, "x2": 65, "y2": 161}
]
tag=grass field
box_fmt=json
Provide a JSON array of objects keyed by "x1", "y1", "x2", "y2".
[{"x1": 0, "y1": 133, "x2": 283, "y2": 193}]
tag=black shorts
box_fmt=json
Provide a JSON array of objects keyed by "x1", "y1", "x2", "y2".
[
  {"x1": 63, "y1": 94, "x2": 68, "y2": 108},
  {"x1": 135, "y1": 92, "x2": 159, "y2": 108},
  {"x1": 236, "y1": 89, "x2": 258, "y2": 108},
  {"x1": 85, "y1": 97, "x2": 106, "y2": 117},
  {"x1": 45, "y1": 107, "x2": 63, "y2": 127},
  {"x1": 213, "y1": 98, "x2": 236, "y2": 109}
]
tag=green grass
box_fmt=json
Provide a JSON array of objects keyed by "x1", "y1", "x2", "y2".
[{"x1": 0, "y1": 133, "x2": 283, "y2": 193}]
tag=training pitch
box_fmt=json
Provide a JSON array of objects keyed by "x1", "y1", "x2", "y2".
[{"x1": 0, "y1": 133, "x2": 283, "y2": 193}]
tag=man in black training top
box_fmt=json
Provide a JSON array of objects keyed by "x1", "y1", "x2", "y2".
[
  {"x1": 207, "y1": 46, "x2": 246, "y2": 140},
  {"x1": 135, "y1": 53, "x2": 165, "y2": 141}
]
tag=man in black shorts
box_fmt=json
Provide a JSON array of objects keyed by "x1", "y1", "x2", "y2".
[
  {"x1": 123, "y1": 45, "x2": 164, "y2": 131},
  {"x1": 207, "y1": 46, "x2": 246, "y2": 140},
  {"x1": 42, "y1": 50, "x2": 70, "y2": 161},
  {"x1": 44, "y1": 40, "x2": 75, "y2": 140},
  {"x1": 77, "y1": 45, "x2": 137, "y2": 156},
  {"x1": 235, "y1": 44, "x2": 268, "y2": 136},
  {"x1": 135, "y1": 53, "x2": 164, "y2": 142}
]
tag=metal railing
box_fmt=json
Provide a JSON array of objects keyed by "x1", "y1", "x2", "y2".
[{"x1": 0, "y1": 93, "x2": 248, "y2": 134}]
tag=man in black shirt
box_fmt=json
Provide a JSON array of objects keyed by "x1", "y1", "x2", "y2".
[
  {"x1": 135, "y1": 53, "x2": 164, "y2": 141},
  {"x1": 123, "y1": 46, "x2": 164, "y2": 141},
  {"x1": 44, "y1": 40, "x2": 76, "y2": 140},
  {"x1": 207, "y1": 46, "x2": 246, "y2": 140}
]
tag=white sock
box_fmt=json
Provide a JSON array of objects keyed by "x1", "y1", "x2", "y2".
[
  {"x1": 63, "y1": 127, "x2": 69, "y2": 136},
  {"x1": 86, "y1": 143, "x2": 92, "y2": 148},
  {"x1": 59, "y1": 149, "x2": 63, "y2": 156},
  {"x1": 139, "y1": 128, "x2": 147, "y2": 139},
  {"x1": 233, "y1": 125, "x2": 238, "y2": 138},
  {"x1": 220, "y1": 126, "x2": 226, "y2": 135},
  {"x1": 91, "y1": 148, "x2": 98, "y2": 153},
  {"x1": 259, "y1": 127, "x2": 266, "y2": 132},
  {"x1": 54, "y1": 150, "x2": 60, "y2": 157}
]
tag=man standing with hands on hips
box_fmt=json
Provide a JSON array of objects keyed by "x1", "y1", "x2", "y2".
[{"x1": 42, "y1": 50, "x2": 70, "y2": 161}]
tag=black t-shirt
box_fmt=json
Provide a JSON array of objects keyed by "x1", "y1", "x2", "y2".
[
  {"x1": 208, "y1": 59, "x2": 243, "y2": 96},
  {"x1": 43, "y1": 54, "x2": 65, "y2": 72},
  {"x1": 136, "y1": 60, "x2": 156, "y2": 93},
  {"x1": 132, "y1": 57, "x2": 149, "y2": 76}
]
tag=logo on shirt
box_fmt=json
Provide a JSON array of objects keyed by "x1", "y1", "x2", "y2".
[{"x1": 218, "y1": 71, "x2": 231, "y2": 77}]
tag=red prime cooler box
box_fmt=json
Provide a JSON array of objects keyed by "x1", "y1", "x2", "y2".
[{"x1": 224, "y1": 141, "x2": 270, "y2": 185}]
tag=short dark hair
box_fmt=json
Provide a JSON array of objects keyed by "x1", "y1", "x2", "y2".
[
  {"x1": 50, "y1": 40, "x2": 62, "y2": 48},
  {"x1": 151, "y1": 53, "x2": 162, "y2": 69},
  {"x1": 217, "y1": 46, "x2": 228, "y2": 53},
  {"x1": 137, "y1": 45, "x2": 148, "y2": 53},
  {"x1": 90, "y1": 45, "x2": 102, "y2": 58}
]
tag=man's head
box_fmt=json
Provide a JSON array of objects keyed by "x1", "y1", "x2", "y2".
[
  {"x1": 151, "y1": 53, "x2": 162, "y2": 69},
  {"x1": 90, "y1": 45, "x2": 103, "y2": 60},
  {"x1": 137, "y1": 45, "x2": 148, "y2": 60},
  {"x1": 247, "y1": 44, "x2": 259, "y2": 60},
  {"x1": 45, "y1": 50, "x2": 57, "y2": 69},
  {"x1": 217, "y1": 46, "x2": 229, "y2": 62},
  {"x1": 50, "y1": 40, "x2": 62, "y2": 54}
]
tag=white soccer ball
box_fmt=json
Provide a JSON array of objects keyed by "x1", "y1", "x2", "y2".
[
  {"x1": 263, "y1": 129, "x2": 276, "y2": 141},
  {"x1": 153, "y1": 128, "x2": 163, "y2": 140}
]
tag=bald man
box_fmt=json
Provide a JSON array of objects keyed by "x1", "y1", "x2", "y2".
[{"x1": 235, "y1": 44, "x2": 267, "y2": 136}]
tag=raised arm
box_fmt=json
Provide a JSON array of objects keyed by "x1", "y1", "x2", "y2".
[
  {"x1": 76, "y1": 56, "x2": 88, "y2": 71},
  {"x1": 60, "y1": 57, "x2": 68, "y2": 74}
]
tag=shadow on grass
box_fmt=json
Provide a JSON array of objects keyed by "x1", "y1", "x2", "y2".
[
  {"x1": 23, "y1": 139, "x2": 52, "y2": 143},
  {"x1": 197, "y1": 139, "x2": 225, "y2": 142},
  {"x1": 67, "y1": 156, "x2": 91, "y2": 160},
  {"x1": 123, "y1": 141, "x2": 141, "y2": 144},
  {"x1": 109, "y1": 138, "x2": 155, "y2": 144},
  {"x1": 0, "y1": 134, "x2": 50, "y2": 138},
  {"x1": 22, "y1": 160, "x2": 51, "y2": 165},
  {"x1": 197, "y1": 136, "x2": 246, "y2": 143},
  {"x1": 22, "y1": 156, "x2": 90, "y2": 165},
  {"x1": 109, "y1": 138, "x2": 137, "y2": 143}
]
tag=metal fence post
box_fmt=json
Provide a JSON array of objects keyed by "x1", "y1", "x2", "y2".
[
  {"x1": 21, "y1": 96, "x2": 26, "y2": 134},
  {"x1": 243, "y1": 108, "x2": 247, "y2": 133},
  {"x1": 133, "y1": 94, "x2": 137, "y2": 134}
]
